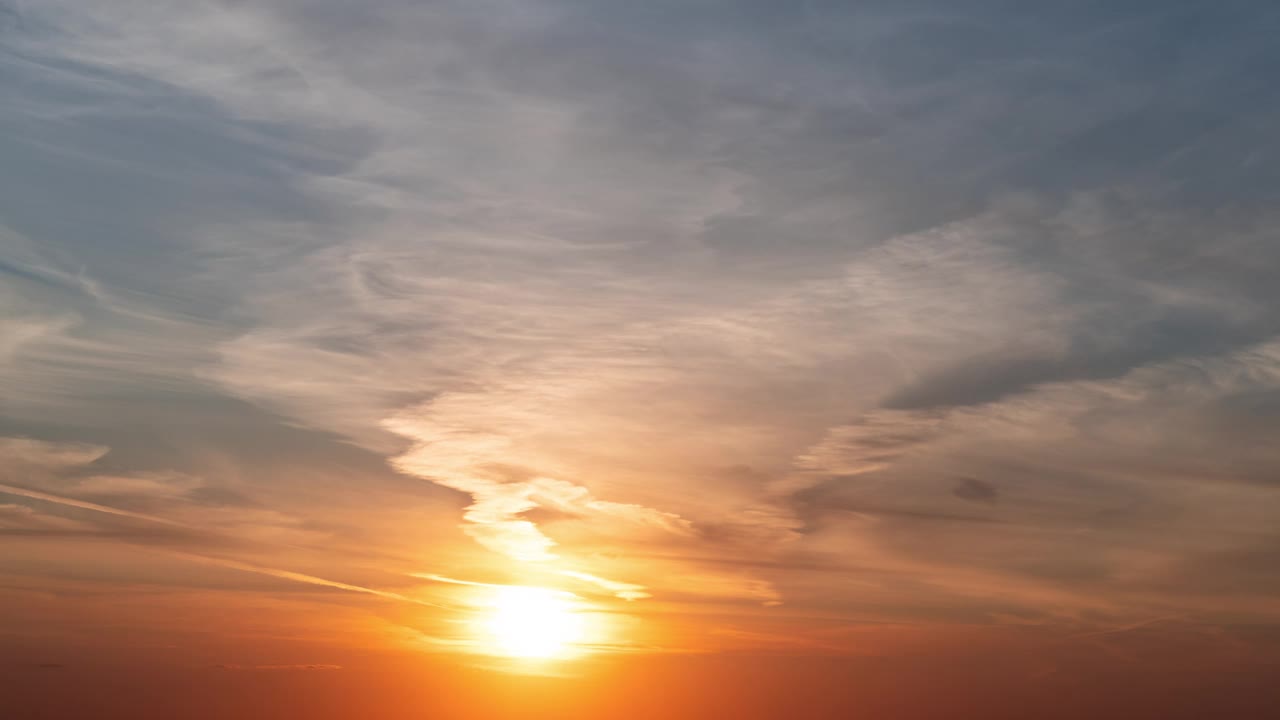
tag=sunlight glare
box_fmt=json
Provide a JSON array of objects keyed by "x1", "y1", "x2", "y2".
[{"x1": 482, "y1": 586, "x2": 585, "y2": 659}]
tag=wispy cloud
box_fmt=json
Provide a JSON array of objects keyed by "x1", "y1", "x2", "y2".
[{"x1": 0, "y1": 437, "x2": 445, "y2": 609}]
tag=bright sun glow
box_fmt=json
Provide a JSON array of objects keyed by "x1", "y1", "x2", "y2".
[{"x1": 482, "y1": 586, "x2": 585, "y2": 659}]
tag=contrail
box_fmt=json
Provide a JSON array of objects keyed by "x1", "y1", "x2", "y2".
[
  {"x1": 171, "y1": 552, "x2": 446, "y2": 608},
  {"x1": 0, "y1": 482, "x2": 186, "y2": 526},
  {"x1": 0, "y1": 482, "x2": 446, "y2": 609}
]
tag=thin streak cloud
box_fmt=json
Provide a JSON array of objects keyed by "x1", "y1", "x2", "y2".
[{"x1": 0, "y1": 480, "x2": 445, "y2": 609}]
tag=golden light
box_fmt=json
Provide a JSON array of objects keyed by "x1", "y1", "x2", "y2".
[{"x1": 480, "y1": 586, "x2": 586, "y2": 659}]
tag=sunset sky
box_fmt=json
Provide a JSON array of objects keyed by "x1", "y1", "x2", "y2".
[{"x1": 3, "y1": 1, "x2": 1280, "y2": 718}]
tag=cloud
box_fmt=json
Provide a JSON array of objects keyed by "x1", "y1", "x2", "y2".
[
  {"x1": 4, "y1": 0, "x2": 1280, "y2": 643},
  {"x1": 0, "y1": 503, "x2": 87, "y2": 533},
  {"x1": 387, "y1": 408, "x2": 694, "y2": 596},
  {"x1": 0, "y1": 473, "x2": 446, "y2": 608},
  {"x1": 782, "y1": 340, "x2": 1280, "y2": 620},
  {"x1": 0, "y1": 435, "x2": 453, "y2": 609},
  {"x1": 558, "y1": 570, "x2": 650, "y2": 601},
  {"x1": 953, "y1": 478, "x2": 997, "y2": 504},
  {"x1": 792, "y1": 410, "x2": 945, "y2": 483},
  {"x1": 69, "y1": 471, "x2": 201, "y2": 498},
  {"x1": 0, "y1": 436, "x2": 107, "y2": 471}
]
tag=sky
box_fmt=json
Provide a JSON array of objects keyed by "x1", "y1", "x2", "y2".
[{"x1": 3, "y1": 1, "x2": 1280, "y2": 718}]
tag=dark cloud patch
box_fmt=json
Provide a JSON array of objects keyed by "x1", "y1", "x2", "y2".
[
  {"x1": 791, "y1": 477, "x2": 1002, "y2": 532},
  {"x1": 881, "y1": 347, "x2": 1065, "y2": 412},
  {"x1": 882, "y1": 310, "x2": 1269, "y2": 411},
  {"x1": 953, "y1": 478, "x2": 997, "y2": 504}
]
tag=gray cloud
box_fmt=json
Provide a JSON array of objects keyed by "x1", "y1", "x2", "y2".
[{"x1": 953, "y1": 478, "x2": 997, "y2": 504}]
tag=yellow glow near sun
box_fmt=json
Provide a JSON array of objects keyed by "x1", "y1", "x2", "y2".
[{"x1": 481, "y1": 586, "x2": 585, "y2": 659}]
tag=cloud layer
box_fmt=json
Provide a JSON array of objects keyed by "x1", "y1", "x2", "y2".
[{"x1": 3, "y1": 0, "x2": 1280, "y2": 654}]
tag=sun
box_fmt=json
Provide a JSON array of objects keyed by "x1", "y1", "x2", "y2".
[{"x1": 481, "y1": 586, "x2": 585, "y2": 659}]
